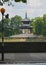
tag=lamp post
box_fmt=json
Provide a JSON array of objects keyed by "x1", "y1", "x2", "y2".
[{"x1": 0, "y1": 8, "x2": 5, "y2": 61}]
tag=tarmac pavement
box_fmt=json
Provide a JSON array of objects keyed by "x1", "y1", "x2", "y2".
[{"x1": 0, "y1": 53, "x2": 46, "y2": 63}]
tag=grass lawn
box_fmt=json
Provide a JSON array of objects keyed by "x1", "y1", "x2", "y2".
[
  {"x1": 0, "y1": 38, "x2": 26, "y2": 42},
  {"x1": 0, "y1": 37, "x2": 46, "y2": 42}
]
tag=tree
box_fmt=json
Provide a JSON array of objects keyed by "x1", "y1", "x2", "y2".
[
  {"x1": 10, "y1": 15, "x2": 22, "y2": 29},
  {"x1": 31, "y1": 17, "x2": 44, "y2": 35},
  {"x1": 0, "y1": 15, "x2": 22, "y2": 37},
  {"x1": 3, "y1": 18, "x2": 12, "y2": 37},
  {"x1": 0, "y1": 21, "x2": 2, "y2": 37},
  {"x1": 0, "y1": 18, "x2": 11, "y2": 37},
  {"x1": 0, "y1": 0, "x2": 27, "y2": 6},
  {"x1": 3, "y1": 0, "x2": 27, "y2": 3},
  {"x1": 0, "y1": 18, "x2": 13, "y2": 37},
  {"x1": 10, "y1": 15, "x2": 22, "y2": 34},
  {"x1": 42, "y1": 14, "x2": 46, "y2": 36},
  {"x1": 35, "y1": 17, "x2": 44, "y2": 35},
  {"x1": 0, "y1": 21, "x2": 2, "y2": 32},
  {"x1": 4, "y1": 18, "x2": 11, "y2": 27},
  {"x1": 30, "y1": 19, "x2": 36, "y2": 34}
]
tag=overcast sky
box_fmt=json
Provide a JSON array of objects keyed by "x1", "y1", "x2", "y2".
[{"x1": 0, "y1": 0, "x2": 46, "y2": 20}]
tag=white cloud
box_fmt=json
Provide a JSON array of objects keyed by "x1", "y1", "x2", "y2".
[
  {"x1": 0, "y1": 1, "x2": 27, "y2": 20},
  {"x1": 27, "y1": 0, "x2": 42, "y2": 8},
  {"x1": 0, "y1": 0, "x2": 46, "y2": 20},
  {"x1": 27, "y1": 0, "x2": 46, "y2": 9},
  {"x1": 27, "y1": 0, "x2": 46, "y2": 19}
]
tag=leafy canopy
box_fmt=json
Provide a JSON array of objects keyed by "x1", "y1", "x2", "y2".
[{"x1": 0, "y1": 0, "x2": 27, "y2": 6}]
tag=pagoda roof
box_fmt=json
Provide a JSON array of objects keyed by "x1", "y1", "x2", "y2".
[{"x1": 21, "y1": 18, "x2": 30, "y2": 22}]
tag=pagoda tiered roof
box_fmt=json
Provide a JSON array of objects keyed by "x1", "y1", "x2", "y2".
[{"x1": 21, "y1": 19, "x2": 30, "y2": 24}]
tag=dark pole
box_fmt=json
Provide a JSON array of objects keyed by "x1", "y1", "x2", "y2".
[{"x1": 1, "y1": 13, "x2": 4, "y2": 61}]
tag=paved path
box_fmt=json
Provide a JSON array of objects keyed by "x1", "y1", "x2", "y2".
[
  {"x1": 0, "y1": 53, "x2": 46, "y2": 63},
  {"x1": 10, "y1": 34, "x2": 37, "y2": 38}
]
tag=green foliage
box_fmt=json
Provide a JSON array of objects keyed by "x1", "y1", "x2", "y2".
[
  {"x1": 10, "y1": 15, "x2": 22, "y2": 29},
  {"x1": 11, "y1": 15, "x2": 22, "y2": 27},
  {"x1": 3, "y1": 18, "x2": 11, "y2": 37},
  {"x1": 22, "y1": 0, "x2": 27, "y2": 3},
  {"x1": 30, "y1": 19, "x2": 35, "y2": 26},
  {"x1": 0, "y1": 22, "x2": 2, "y2": 32},
  {"x1": 14, "y1": 29, "x2": 22, "y2": 34},
  {"x1": 4, "y1": 18, "x2": 10, "y2": 24},
  {"x1": 13, "y1": 15, "x2": 22, "y2": 25},
  {"x1": 0, "y1": 0, "x2": 27, "y2": 6},
  {"x1": 10, "y1": 15, "x2": 22, "y2": 35},
  {"x1": 30, "y1": 14, "x2": 46, "y2": 36},
  {"x1": 30, "y1": 19, "x2": 35, "y2": 34},
  {"x1": 4, "y1": 28, "x2": 13, "y2": 37},
  {"x1": 43, "y1": 14, "x2": 46, "y2": 22},
  {"x1": 35, "y1": 17, "x2": 44, "y2": 35},
  {"x1": 14, "y1": 0, "x2": 20, "y2": 2},
  {"x1": 0, "y1": 32, "x2": 2, "y2": 37},
  {"x1": 30, "y1": 17, "x2": 44, "y2": 36},
  {"x1": 4, "y1": 0, "x2": 9, "y2": 2},
  {"x1": 0, "y1": 1, "x2": 3, "y2": 5},
  {"x1": 42, "y1": 14, "x2": 46, "y2": 36}
]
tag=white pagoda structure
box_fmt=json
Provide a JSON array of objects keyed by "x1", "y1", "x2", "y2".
[{"x1": 20, "y1": 12, "x2": 33, "y2": 34}]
